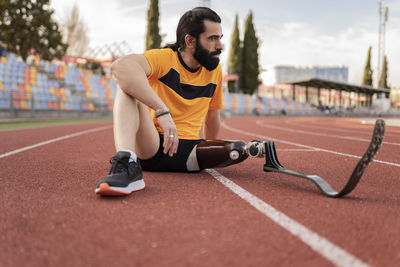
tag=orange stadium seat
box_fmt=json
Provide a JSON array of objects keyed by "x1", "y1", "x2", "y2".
[
  {"x1": 25, "y1": 85, "x2": 32, "y2": 93},
  {"x1": 12, "y1": 100, "x2": 20, "y2": 109},
  {"x1": 12, "y1": 91, "x2": 20, "y2": 100},
  {"x1": 20, "y1": 100, "x2": 29, "y2": 110},
  {"x1": 47, "y1": 101, "x2": 58, "y2": 110}
]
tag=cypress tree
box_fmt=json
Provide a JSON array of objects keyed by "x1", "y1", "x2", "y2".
[
  {"x1": 240, "y1": 11, "x2": 260, "y2": 95},
  {"x1": 227, "y1": 14, "x2": 241, "y2": 93},
  {"x1": 0, "y1": 0, "x2": 67, "y2": 60},
  {"x1": 361, "y1": 46, "x2": 373, "y2": 86},
  {"x1": 145, "y1": 0, "x2": 162, "y2": 51},
  {"x1": 378, "y1": 55, "x2": 389, "y2": 89}
]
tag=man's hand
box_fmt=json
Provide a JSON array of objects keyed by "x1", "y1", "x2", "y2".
[{"x1": 157, "y1": 114, "x2": 179, "y2": 157}]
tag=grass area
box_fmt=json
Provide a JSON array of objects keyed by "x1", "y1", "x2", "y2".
[{"x1": 0, "y1": 117, "x2": 112, "y2": 130}]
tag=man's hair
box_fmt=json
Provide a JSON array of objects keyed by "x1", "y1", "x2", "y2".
[{"x1": 164, "y1": 7, "x2": 221, "y2": 51}]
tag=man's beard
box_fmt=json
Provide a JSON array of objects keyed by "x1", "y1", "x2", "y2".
[{"x1": 193, "y1": 40, "x2": 221, "y2": 71}]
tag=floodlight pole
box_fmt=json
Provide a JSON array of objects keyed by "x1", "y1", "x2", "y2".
[
  {"x1": 377, "y1": 1, "x2": 389, "y2": 88},
  {"x1": 382, "y1": 6, "x2": 388, "y2": 79},
  {"x1": 377, "y1": 1, "x2": 382, "y2": 85}
]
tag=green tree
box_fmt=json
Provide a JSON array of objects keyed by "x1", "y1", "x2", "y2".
[
  {"x1": 0, "y1": 0, "x2": 67, "y2": 60},
  {"x1": 240, "y1": 11, "x2": 260, "y2": 95},
  {"x1": 378, "y1": 55, "x2": 389, "y2": 89},
  {"x1": 145, "y1": 0, "x2": 161, "y2": 50},
  {"x1": 227, "y1": 14, "x2": 241, "y2": 93},
  {"x1": 361, "y1": 46, "x2": 373, "y2": 86}
]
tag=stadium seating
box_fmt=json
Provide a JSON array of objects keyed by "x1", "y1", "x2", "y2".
[
  {"x1": 3, "y1": 50, "x2": 384, "y2": 117},
  {"x1": 0, "y1": 51, "x2": 116, "y2": 113},
  {"x1": 220, "y1": 92, "x2": 326, "y2": 117}
]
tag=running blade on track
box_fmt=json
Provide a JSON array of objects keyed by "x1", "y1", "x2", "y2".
[{"x1": 263, "y1": 119, "x2": 385, "y2": 198}]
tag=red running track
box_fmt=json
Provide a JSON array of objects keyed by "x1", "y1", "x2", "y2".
[{"x1": 1, "y1": 117, "x2": 399, "y2": 267}]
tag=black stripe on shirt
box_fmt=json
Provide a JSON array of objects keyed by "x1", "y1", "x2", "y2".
[{"x1": 159, "y1": 68, "x2": 216, "y2": 100}]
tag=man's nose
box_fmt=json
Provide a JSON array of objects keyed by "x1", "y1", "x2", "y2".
[{"x1": 216, "y1": 39, "x2": 224, "y2": 51}]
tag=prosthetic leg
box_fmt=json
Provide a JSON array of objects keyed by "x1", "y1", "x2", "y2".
[
  {"x1": 263, "y1": 119, "x2": 385, "y2": 198},
  {"x1": 192, "y1": 140, "x2": 264, "y2": 170},
  {"x1": 190, "y1": 119, "x2": 385, "y2": 198}
]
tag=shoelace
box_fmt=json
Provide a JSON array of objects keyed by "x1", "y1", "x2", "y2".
[{"x1": 109, "y1": 157, "x2": 132, "y2": 176}]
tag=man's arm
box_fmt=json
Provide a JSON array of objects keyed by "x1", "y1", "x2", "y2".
[
  {"x1": 203, "y1": 109, "x2": 221, "y2": 139},
  {"x1": 110, "y1": 54, "x2": 167, "y2": 111},
  {"x1": 111, "y1": 53, "x2": 178, "y2": 156}
]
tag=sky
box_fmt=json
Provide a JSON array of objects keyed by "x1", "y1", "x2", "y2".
[{"x1": 50, "y1": 0, "x2": 400, "y2": 87}]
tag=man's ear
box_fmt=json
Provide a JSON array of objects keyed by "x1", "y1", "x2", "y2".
[{"x1": 184, "y1": 34, "x2": 196, "y2": 49}]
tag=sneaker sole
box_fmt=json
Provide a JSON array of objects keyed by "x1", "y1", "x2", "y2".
[{"x1": 95, "y1": 179, "x2": 146, "y2": 196}]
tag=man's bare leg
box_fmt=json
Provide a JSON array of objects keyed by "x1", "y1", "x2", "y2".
[
  {"x1": 113, "y1": 87, "x2": 160, "y2": 159},
  {"x1": 95, "y1": 87, "x2": 160, "y2": 195}
]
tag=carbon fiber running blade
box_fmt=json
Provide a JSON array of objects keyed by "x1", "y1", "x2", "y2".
[{"x1": 263, "y1": 119, "x2": 385, "y2": 198}]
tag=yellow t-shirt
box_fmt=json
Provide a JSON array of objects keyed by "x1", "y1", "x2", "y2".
[{"x1": 143, "y1": 48, "x2": 223, "y2": 140}]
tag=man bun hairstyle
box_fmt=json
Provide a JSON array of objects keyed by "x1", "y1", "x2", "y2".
[{"x1": 164, "y1": 7, "x2": 221, "y2": 51}]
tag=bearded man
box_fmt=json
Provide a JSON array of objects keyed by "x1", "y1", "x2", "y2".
[{"x1": 96, "y1": 7, "x2": 249, "y2": 196}]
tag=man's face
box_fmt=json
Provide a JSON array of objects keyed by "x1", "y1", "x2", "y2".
[{"x1": 193, "y1": 20, "x2": 223, "y2": 71}]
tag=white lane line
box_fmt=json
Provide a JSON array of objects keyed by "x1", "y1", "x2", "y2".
[
  {"x1": 284, "y1": 119, "x2": 399, "y2": 138},
  {"x1": 277, "y1": 148, "x2": 316, "y2": 152},
  {"x1": 222, "y1": 122, "x2": 400, "y2": 168},
  {"x1": 362, "y1": 119, "x2": 400, "y2": 127},
  {"x1": 0, "y1": 124, "x2": 71, "y2": 133},
  {"x1": 0, "y1": 125, "x2": 112, "y2": 159},
  {"x1": 257, "y1": 120, "x2": 400, "y2": 146},
  {"x1": 206, "y1": 169, "x2": 370, "y2": 267},
  {"x1": 0, "y1": 122, "x2": 112, "y2": 133}
]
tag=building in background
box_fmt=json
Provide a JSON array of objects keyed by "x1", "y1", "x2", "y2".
[
  {"x1": 274, "y1": 65, "x2": 348, "y2": 84},
  {"x1": 391, "y1": 87, "x2": 400, "y2": 108}
]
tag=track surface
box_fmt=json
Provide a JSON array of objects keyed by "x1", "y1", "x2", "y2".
[{"x1": 1, "y1": 117, "x2": 399, "y2": 267}]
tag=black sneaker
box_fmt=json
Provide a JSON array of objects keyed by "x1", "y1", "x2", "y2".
[{"x1": 95, "y1": 151, "x2": 145, "y2": 196}]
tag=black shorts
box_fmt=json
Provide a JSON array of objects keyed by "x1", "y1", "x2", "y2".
[{"x1": 139, "y1": 134, "x2": 202, "y2": 172}]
